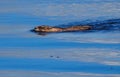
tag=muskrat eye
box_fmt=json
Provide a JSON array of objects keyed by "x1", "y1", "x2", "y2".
[{"x1": 35, "y1": 27, "x2": 38, "y2": 29}]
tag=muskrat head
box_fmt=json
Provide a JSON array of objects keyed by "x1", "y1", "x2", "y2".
[{"x1": 34, "y1": 25, "x2": 53, "y2": 32}]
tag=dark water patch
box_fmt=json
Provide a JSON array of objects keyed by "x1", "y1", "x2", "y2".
[
  {"x1": 0, "y1": 58, "x2": 120, "y2": 74},
  {"x1": 57, "y1": 18, "x2": 120, "y2": 31}
]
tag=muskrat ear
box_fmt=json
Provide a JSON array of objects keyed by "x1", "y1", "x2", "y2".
[{"x1": 38, "y1": 26, "x2": 45, "y2": 28}]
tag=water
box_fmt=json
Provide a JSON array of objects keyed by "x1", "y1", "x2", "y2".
[{"x1": 0, "y1": 0, "x2": 120, "y2": 77}]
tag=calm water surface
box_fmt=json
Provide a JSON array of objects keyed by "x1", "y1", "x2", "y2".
[{"x1": 0, "y1": 0, "x2": 120, "y2": 77}]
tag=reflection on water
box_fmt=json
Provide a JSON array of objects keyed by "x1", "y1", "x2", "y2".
[
  {"x1": 0, "y1": 0, "x2": 120, "y2": 77},
  {"x1": 0, "y1": 48, "x2": 120, "y2": 66},
  {"x1": 0, "y1": 58, "x2": 120, "y2": 74}
]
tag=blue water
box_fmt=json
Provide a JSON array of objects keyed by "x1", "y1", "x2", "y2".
[
  {"x1": 0, "y1": 58, "x2": 120, "y2": 74},
  {"x1": 0, "y1": 0, "x2": 120, "y2": 77}
]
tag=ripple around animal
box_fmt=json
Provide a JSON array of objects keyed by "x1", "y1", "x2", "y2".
[{"x1": 57, "y1": 18, "x2": 120, "y2": 31}]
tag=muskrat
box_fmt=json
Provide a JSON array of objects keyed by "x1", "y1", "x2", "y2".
[{"x1": 33, "y1": 25, "x2": 92, "y2": 32}]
